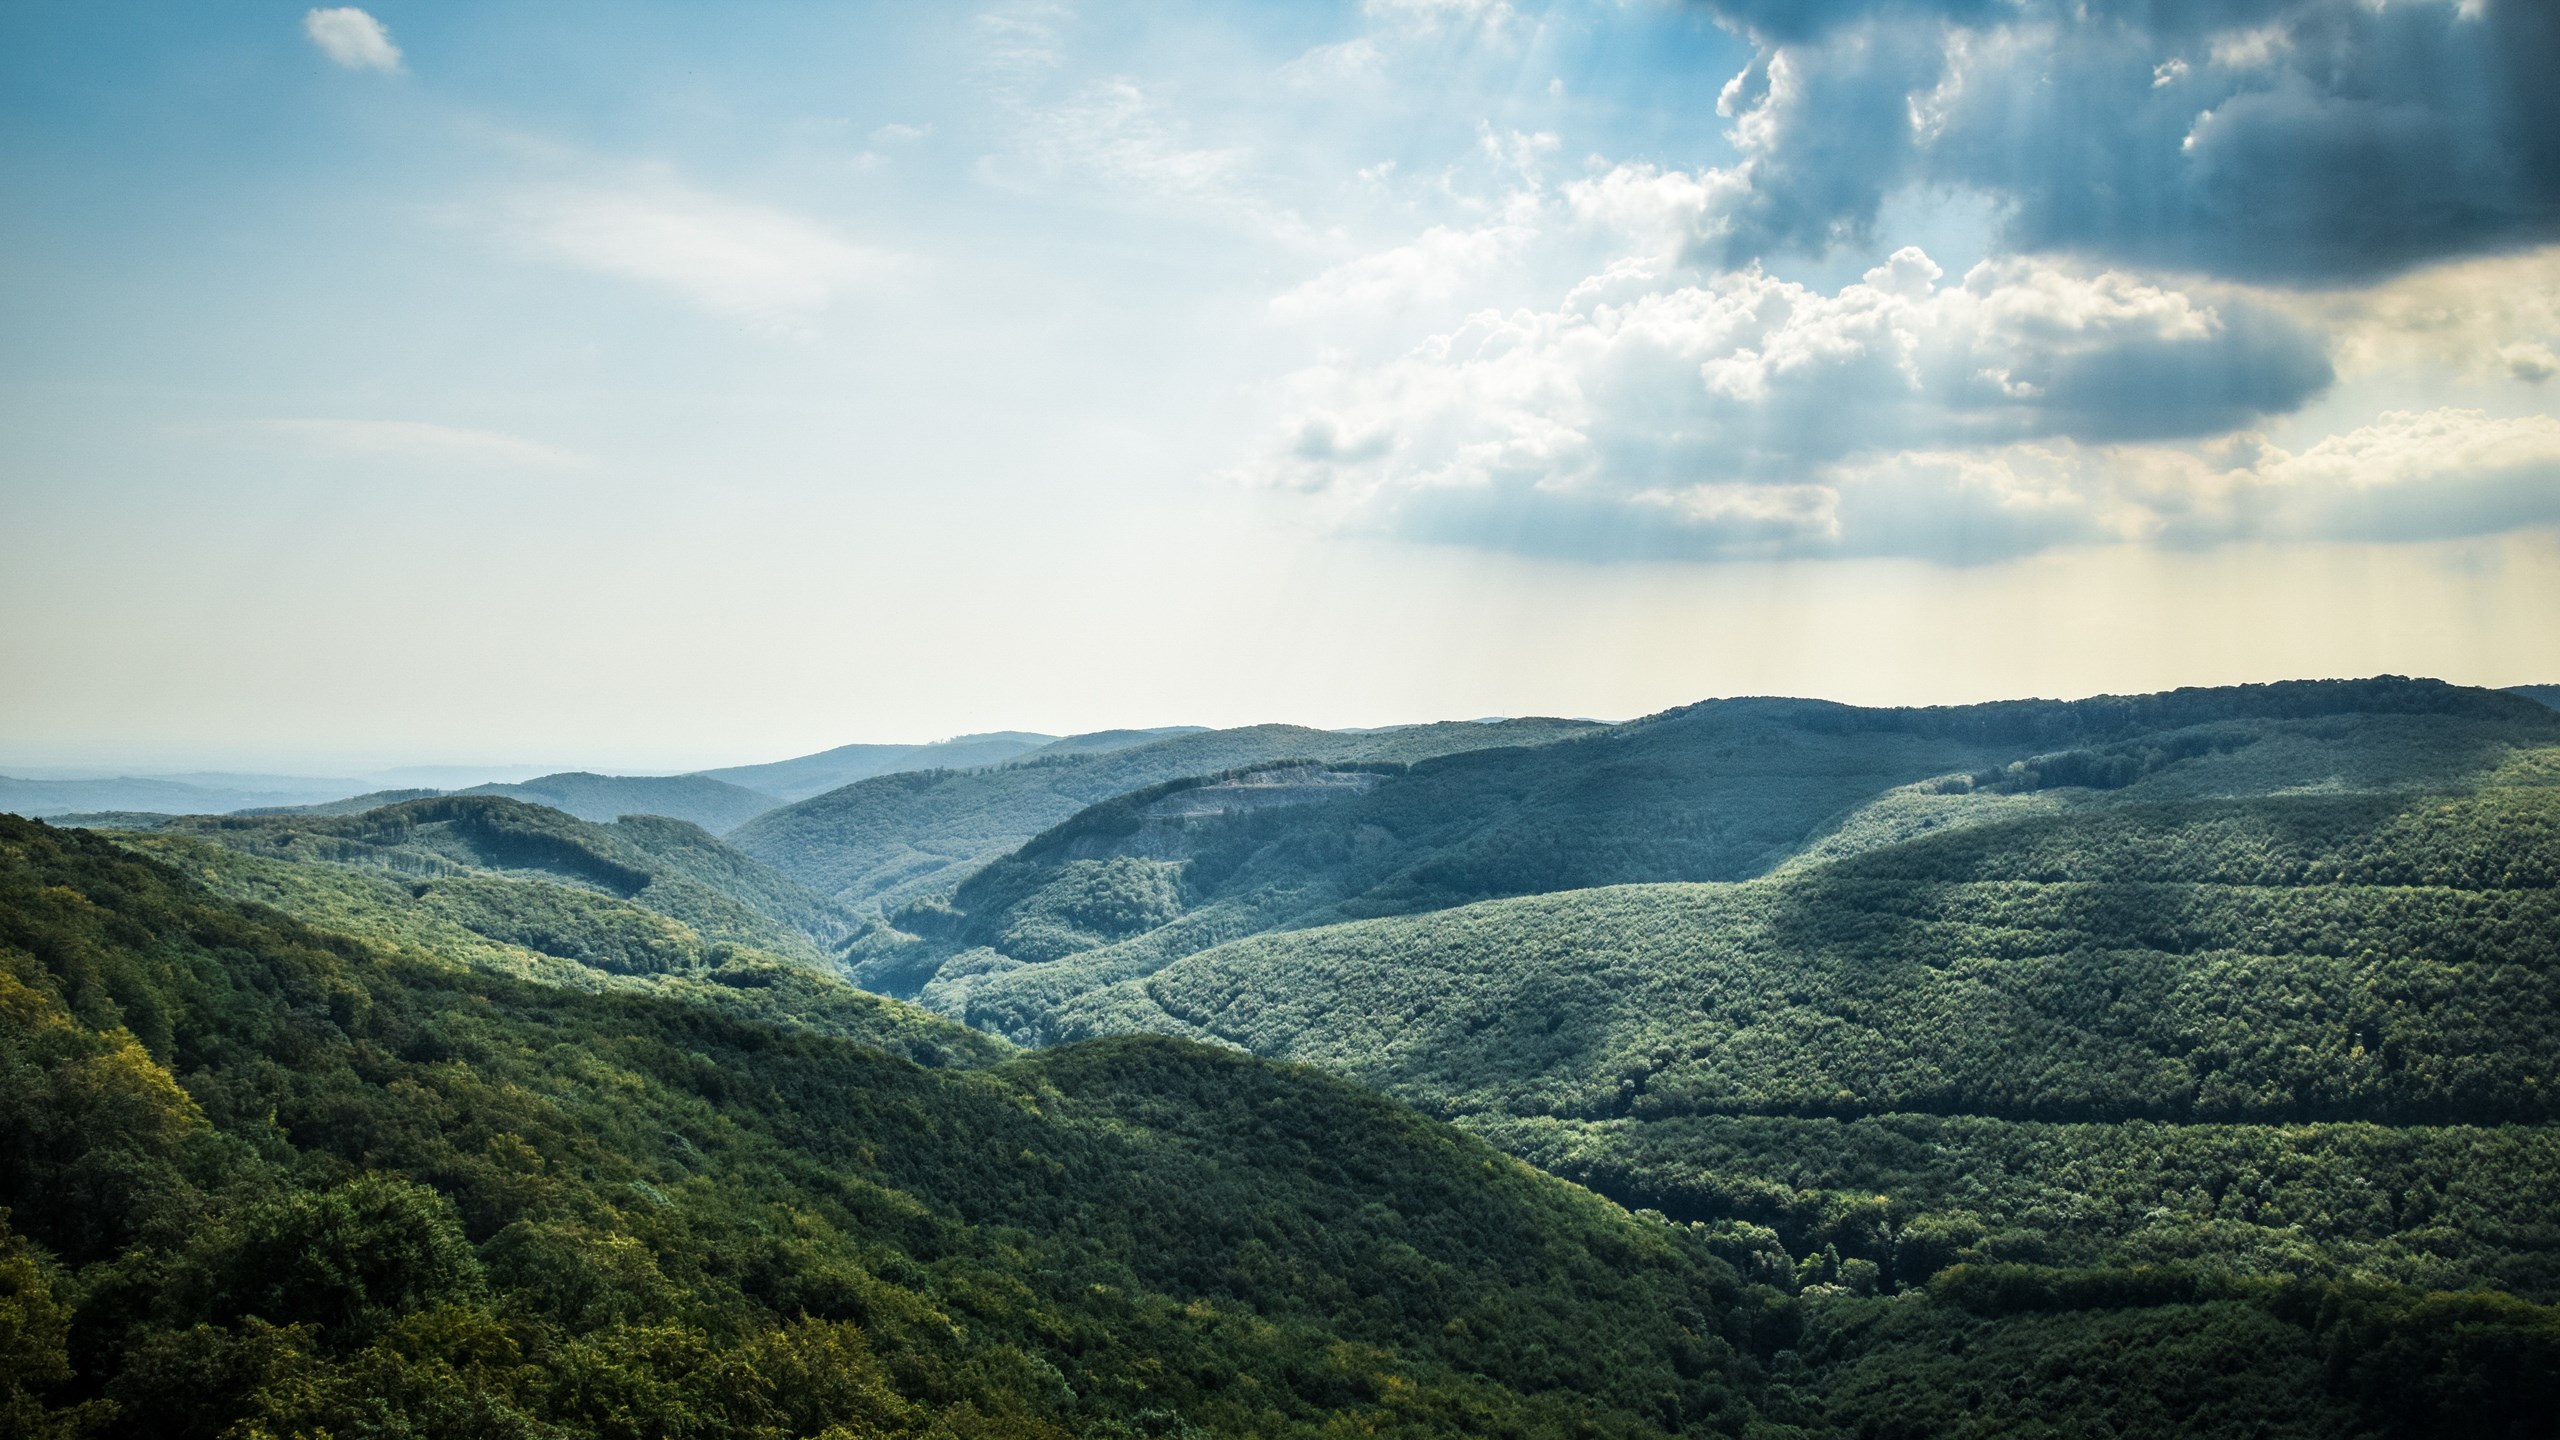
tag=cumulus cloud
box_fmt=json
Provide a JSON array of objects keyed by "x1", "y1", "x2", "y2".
[
  {"x1": 302, "y1": 7, "x2": 403, "y2": 73},
  {"x1": 2503, "y1": 343, "x2": 2559, "y2": 385},
  {"x1": 501, "y1": 182, "x2": 894, "y2": 330},
  {"x1": 2241, "y1": 408, "x2": 2560, "y2": 542},
  {"x1": 1684, "y1": 0, "x2": 2560, "y2": 285},
  {"x1": 1250, "y1": 245, "x2": 2341, "y2": 559}
]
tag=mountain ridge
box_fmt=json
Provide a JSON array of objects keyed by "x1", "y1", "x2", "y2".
[{"x1": 857, "y1": 676, "x2": 2558, "y2": 1017}]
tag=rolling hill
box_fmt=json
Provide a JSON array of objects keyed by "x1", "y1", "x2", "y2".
[
  {"x1": 0, "y1": 813, "x2": 1779, "y2": 1438},
  {"x1": 995, "y1": 754, "x2": 2560, "y2": 1304},
  {"x1": 859, "y1": 677, "x2": 2560, "y2": 1019},
  {"x1": 131, "y1": 794, "x2": 858, "y2": 970},
  {"x1": 6, "y1": 791, "x2": 2550, "y2": 1437},
  {"x1": 458, "y1": 771, "x2": 785, "y2": 833},
  {"x1": 693, "y1": 727, "x2": 1210, "y2": 802},
  {"x1": 726, "y1": 717, "x2": 1606, "y2": 914}
]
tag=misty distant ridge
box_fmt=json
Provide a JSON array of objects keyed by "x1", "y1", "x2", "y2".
[
  {"x1": 11, "y1": 680, "x2": 2555, "y2": 828},
  {"x1": 0, "y1": 725, "x2": 1220, "y2": 829}
]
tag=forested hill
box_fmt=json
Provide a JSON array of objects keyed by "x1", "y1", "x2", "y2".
[
  {"x1": 1029, "y1": 776, "x2": 2560, "y2": 1295},
  {"x1": 855, "y1": 676, "x2": 2559, "y2": 1014},
  {"x1": 8, "y1": 799, "x2": 2556, "y2": 1436},
  {"x1": 2513, "y1": 683, "x2": 2560, "y2": 710},
  {"x1": 0, "y1": 813, "x2": 1768, "y2": 1437},
  {"x1": 137, "y1": 794, "x2": 858, "y2": 968},
  {"x1": 457, "y1": 771, "x2": 784, "y2": 833},
  {"x1": 725, "y1": 717, "x2": 1603, "y2": 912}
]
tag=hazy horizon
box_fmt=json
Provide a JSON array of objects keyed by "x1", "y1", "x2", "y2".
[{"x1": 7, "y1": 671, "x2": 2555, "y2": 782}]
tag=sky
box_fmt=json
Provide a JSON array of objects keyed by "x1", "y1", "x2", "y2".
[{"x1": 2, "y1": 0, "x2": 2556, "y2": 774}]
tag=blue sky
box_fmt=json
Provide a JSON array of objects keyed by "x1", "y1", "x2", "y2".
[{"x1": 3, "y1": 0, "x2": 2556, "y2": 772}]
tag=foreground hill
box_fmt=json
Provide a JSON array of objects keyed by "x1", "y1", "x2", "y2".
[
  {"x1": 727, "y1": 718, "x2": 1604, "y2": 913},
  {"x1": 458, "y1": 771, "x2": 785, "y2": 833},
  {"x1": 4, "y1": 817, "x2": 2552, "y2": 1437},
  {"x1": 0, "y1": 813, "x2": 1766, "y2": 1437},
  {"x1": 867, "y1": 678, "x2": 2559, "y2": 1016}
]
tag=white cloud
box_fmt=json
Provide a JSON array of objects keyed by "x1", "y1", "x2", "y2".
[
  {"x1": 1268, "y1": 222, "x2": 1533, "y2": 324},
  {"x1": 1565, "y1": 163, "x2": 1735, "y2": 259},
  {"x1": 2262, "y1": 408, "x2": 2560, "y2": 497},
  {"x1": 2294, "y1": 245, "x2": 2560, "y2": 381},
  {"x1": 501, "y1": 182, "x2": 895, "y2": 329},
  {"x1": 302, "y1": 8, "x2": 403, "y2": 73},
  {"x1": 1245, "y1": 241, "x2": 2378, "y2": 560},
  {"x1": 261, "y1": 419, "x2": 588, "y2": 469},
  {"x1": 2501, "y1": 342, "x2": 2559, "y2": 385}
]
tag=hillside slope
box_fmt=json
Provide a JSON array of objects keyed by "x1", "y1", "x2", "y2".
[
  {"x1": 5, "y1": 812, "x2": 2552, "y2": 1437},
  {"x1": 460, "y1": 771, "x2": 784, "y2": 833},
  {"x1": 0, "y1": 813, "x2": 1771, "y2": 1438},
  {"x1": 727, "y1": 717, "x2": 1604, "y2": 913},
  {"x1": 137, "y1": 795, "x2": 857, "y2": 967},
  {"x1": 872, "y1": 678, "x2": 2560, "y2": 1016},
  {"x1": 1041, "y1": 779, "x2": 2560, "y2": 1299}
]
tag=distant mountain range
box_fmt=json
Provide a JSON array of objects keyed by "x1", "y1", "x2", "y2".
[
  {"x1": 847, "y1": 676, "x2": 2560, "y2": 1030},
  {"x1": 697, "y1": 731, "x2": 1083, "y2": 800},
  {"x1": 0, "y1": 728, "x2": 1208, "y2": 829}
]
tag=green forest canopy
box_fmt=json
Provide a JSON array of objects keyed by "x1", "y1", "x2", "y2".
[{"x1": 5, "y1": 813, "x2": 2557, "y2": 1438}]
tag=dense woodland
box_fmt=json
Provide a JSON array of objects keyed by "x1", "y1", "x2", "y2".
[{"x1": 6, "y1": 678, "x2": 2560, "y2": 1436}]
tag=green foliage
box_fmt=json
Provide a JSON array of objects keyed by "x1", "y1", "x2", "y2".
[
  {"x1": 0, "y1": 814, "x2": 1769, "y2": 1438},
  {"x1": 1035, "y1": 790, "x2": 2560, "y2": 1124},
  {"x1": 141, "y1": 796, "x2": 857, "y2": 966},
  {"x1": 196, "y1": 1176, "x2": 484, "y2": 1337},
  {"x1": 0, "y1": 1214, "x2": 109, "y2": 1438},
  {"x1": 976, "y1": 776, "x2": 2560, "y2": 1329},
  {"x1": 1484, "y1": 1112, "x2": 2560, "y2": 1297},
  {"x1": 10, "y1": 680, "x2": 2560, "y2": 1438}
]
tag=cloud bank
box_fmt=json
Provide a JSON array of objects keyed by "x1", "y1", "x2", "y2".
[
  {"x1": 1694, "y1": 0, "x2": 2560, "y2": 285},
  {"x1": 1248, "y1": 0, "x2": 2560, "y2": 565}
]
